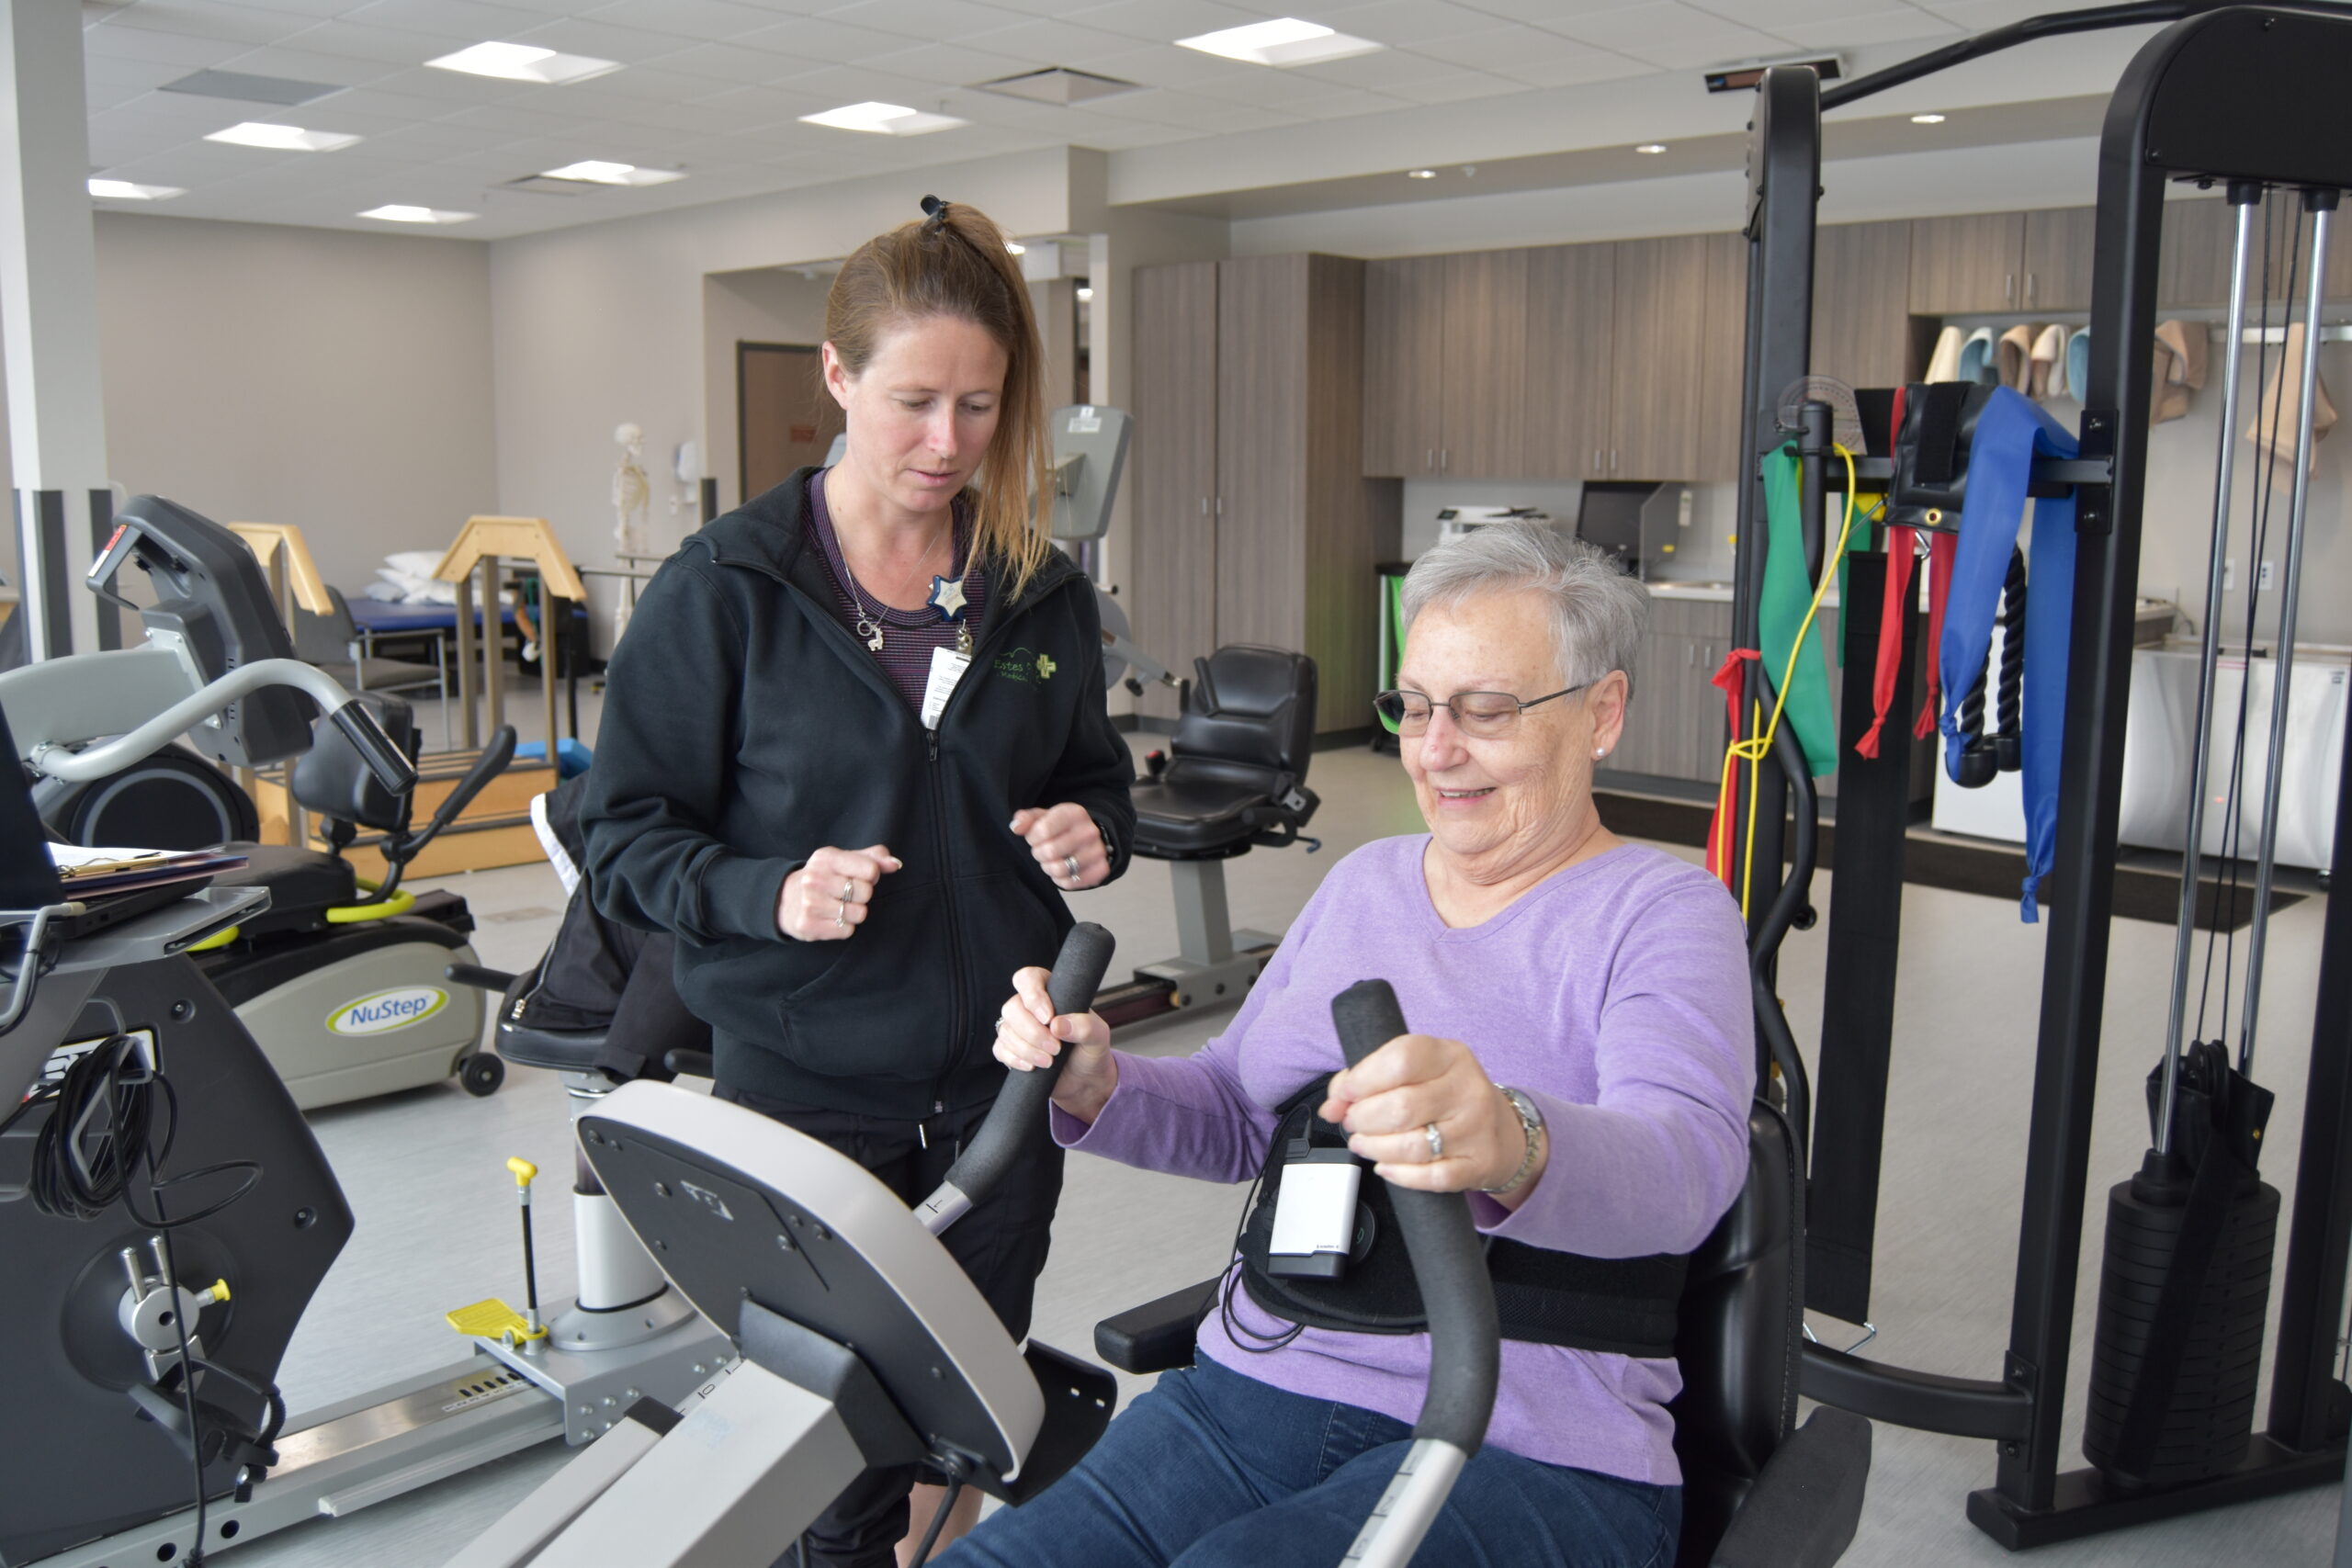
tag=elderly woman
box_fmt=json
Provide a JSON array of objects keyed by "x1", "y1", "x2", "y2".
[{"x1": 937, "y1": 524, "x2": 1755, "y2": 1568}]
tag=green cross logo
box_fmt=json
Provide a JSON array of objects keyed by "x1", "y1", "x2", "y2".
[{"x1": 1036, "y1": 654, "x2": 1057, "y2": 680}]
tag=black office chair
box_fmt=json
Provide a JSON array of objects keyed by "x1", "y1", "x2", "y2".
[
  {"x1": 1124, "y1": 645, "x2": 1321, "y2": 1009},
  {"x1": 1095, "y1": 1100, "x2": 1871, "y2": 1568}
]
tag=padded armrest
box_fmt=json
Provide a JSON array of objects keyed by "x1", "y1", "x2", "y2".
[
  {"x1": 1710, "y1": 1407, "x2": 1871, "y2": 1568},
  {"x1": 1094, "y1": 1278, "x2": 1220, "y2": 1374}
]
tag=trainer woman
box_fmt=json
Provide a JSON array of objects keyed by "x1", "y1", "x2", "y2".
[{"x1": 582, "y1": 197, "x2": 1135, "y2": 1568}]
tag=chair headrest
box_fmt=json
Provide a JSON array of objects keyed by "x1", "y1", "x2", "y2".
[{"x1": 1172, "y1": 645, "x2": 1317, "y2": 780}]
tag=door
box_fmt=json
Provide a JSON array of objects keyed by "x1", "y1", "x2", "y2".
[
  {"x1": 1907, "y1": 212, "x2": 2027, "y2": 314},
  {"x1": 737, "y1": 343, "x2": 843, "y2": 506},
  {"x1": 1361, "y1": 256, "x2": 1445, "y2": 476},
  {"x1": 1440, "y1": 250, "x2": 1528, "y2": 478},
  {"x1": 1129, "y1": 262, "x2": 1220, "y2": 721},
  {"x1": 1523, "y1": 243, "x2": 1615, "y2": 480}
]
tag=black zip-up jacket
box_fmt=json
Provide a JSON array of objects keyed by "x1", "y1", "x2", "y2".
[{"x1": 582, "y1": 470, "x2": 1135, "y2": 1119}]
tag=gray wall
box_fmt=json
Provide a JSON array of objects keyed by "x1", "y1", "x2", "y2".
[{"x1": 88, "y1": 212, "x2": 497, "y2": 597}]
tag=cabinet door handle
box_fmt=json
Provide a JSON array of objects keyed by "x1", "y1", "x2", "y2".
[
  {"x1": 1216, "y1": 496, "x2": 1224, "y2": 515},
  {"x1": 1441, "y1": 447, "x2": 1449, "y2": 472},
  {"x1": 1593, "y1": 448, "x2": 1602, "y2": 473},
  {"x1": 2025, "y1": 271, "x2": 2037, "y2": 305},
  {"x1": 2006, "y1": 271, "x2": 2016, "y2": 302},
  {"x1": 1611, "y1": 448, "x2": 1619, "y2": 473},
  {"x1": 1426, "y1": 448, "x2": 1435, "y2": 471},
  {"x1": 1199, "y1": 497, "x2": 1208, "y2": 515}
]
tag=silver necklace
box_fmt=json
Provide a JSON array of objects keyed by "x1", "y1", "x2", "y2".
[{"x1": 838, "y1": 524, "x2": 967, "y2": 654}]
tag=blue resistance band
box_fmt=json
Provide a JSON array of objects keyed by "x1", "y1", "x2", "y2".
[{"x1": 1934, "y1": 387, "x2": 2079, "y2": 922}]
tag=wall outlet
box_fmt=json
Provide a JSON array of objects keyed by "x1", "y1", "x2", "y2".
[{"x1": 2260, "y1": 559, "x2": 2275, "y2": 591}]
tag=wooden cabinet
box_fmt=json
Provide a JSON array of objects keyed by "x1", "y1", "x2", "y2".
[
  {"x1": 1363, "y1": 252, "x2": 1529, "y2": 479},
  {"x1": 1696, "y1": 231, "x2": 1747, "y2": 484},
  {"x1": 2021, "y1": 207, "x2": 2097, "y2": 311},
  {"x1": 1440, "y1": 250, "x2": 1529, "y2": 478},
  {"x1": 1362, "y1": 256, "x2": 1444, "y2": 477},
  {"x1": 1908, "y1": 212, "x2": 2029, "y2": 314},
  {"x1": 1128, "y1": 262, "x2": 1219, "y2": 724},
  {"x1": 1522, "y1": 243, "x2": 1614, "y2": 481},
  {"x1": 1813, "y1": 220, "x2": 1915, "y2": 395},
  {"x1": 1608, "y1": 234, "x2": 1714, "y2": 480},
  {"x1": 1132, "y1": 254, "x2": 1396, "y2": 736}
]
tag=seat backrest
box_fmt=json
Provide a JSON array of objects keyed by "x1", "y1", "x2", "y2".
[
  {"x1": 288, "y1": 688, "x2": 416, "y2": 832},
  {"x1": 291, "y1": 584, "x2": 360, "y2": 664},
  {"x1": 1668, "y1": 1100, "x2": 1803, "y2": 1568},
  {"x1": 1169, "y1": 646, "x2": 1317, "y2": 782}
]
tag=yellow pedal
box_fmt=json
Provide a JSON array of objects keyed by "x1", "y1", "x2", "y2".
[{"x1": 446, "y1": 1298, "x2": 547, "y2": 1343}]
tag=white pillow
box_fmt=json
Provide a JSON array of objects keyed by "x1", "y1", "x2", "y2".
[
  {"x1": 384, "y1": 549, "x2": 445, "y2": 579},
  {"x1": 360, "y1": 580, "x2": 406, "y2": 603}
]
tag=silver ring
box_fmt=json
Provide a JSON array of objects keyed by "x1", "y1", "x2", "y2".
[
  {"x1": 836, "y1": 901, "x2": 848, "y2": 930},
  {"x1": 841, "y1": 880, "x2": 854, "y2": 903},
  {"x1": 1063, "y1": 854, "x2": 1081, "y2": 882},
  {"x1": 1424, "y1": 1122, "x2": 1444, "y2": 1160}
]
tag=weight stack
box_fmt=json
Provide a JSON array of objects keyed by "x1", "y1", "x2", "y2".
[{"x1": 2082, "y1": 1172, "x2": 2278, "y2": 1487}]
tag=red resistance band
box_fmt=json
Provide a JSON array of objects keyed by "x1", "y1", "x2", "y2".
[
  {"x1": 1705, "y1": 647, "x2": 1761, "y2": 887},
  {"x1": 1854, "y1": 385, "x2": 1956, "y2": 756}
]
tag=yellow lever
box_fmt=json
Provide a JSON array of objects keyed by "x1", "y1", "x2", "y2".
[{"x1": 506, "y1": 1156, "x2": 537, "y2": 1189}]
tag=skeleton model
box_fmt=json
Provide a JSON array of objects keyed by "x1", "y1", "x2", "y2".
[{"x1": 612, "y1": 422, "x2": 651, "y2": 558}]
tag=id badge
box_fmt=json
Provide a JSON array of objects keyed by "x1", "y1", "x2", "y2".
[{"x1": 921, "y1": 645, "x2": 972, "y2": 730}]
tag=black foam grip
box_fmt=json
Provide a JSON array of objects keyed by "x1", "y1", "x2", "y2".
[
  {"x1": 1328, "y1": 979, "x2": 1499, "y2": 1454},
  {"x1": 940, "y1": 921, "x2": 1116, "y2": 1206},
  {"x1": 330, "y1": 699, "x2": 419, "y2": 795},
  {"x1": 423, "y1": 726, "x2": 516, "y2": 837}
]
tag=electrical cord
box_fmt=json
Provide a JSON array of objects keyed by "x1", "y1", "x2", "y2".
[
  {"x1": 11, "y1": 1030, "x2": 274, "y2": 1565},
  {"x1": 905, "y1": 1472, "x2": 967, "y2": 1566}
]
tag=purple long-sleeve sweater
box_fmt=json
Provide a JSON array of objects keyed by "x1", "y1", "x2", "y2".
[{"x1": 1052, "y1": 835, "x2": 1754, "y2": 1484}]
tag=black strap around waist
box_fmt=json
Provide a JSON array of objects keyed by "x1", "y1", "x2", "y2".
[{"x1": 1235, "y1": 1085, "x2": 1685, "y2": 1360}]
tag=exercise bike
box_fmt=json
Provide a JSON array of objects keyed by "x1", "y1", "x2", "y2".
[{"x1": 0, "y1": 496, "x2": 511, "y2": 1109}]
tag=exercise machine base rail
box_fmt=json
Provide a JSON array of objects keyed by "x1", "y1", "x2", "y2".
[{"x1": 1964, "y1": 1435, "x2": 2347, "y2": 1551}]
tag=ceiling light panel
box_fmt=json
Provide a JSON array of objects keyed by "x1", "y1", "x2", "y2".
[
  {"x1": 204, "y1": 122, "x2": 360, "y2": 151},
  {"x1": 799, "y1": 101, "x2": 968, "y2": 134},
  {"x1": 358, "y1": 205, "x2": 476, "y2": 224},
  {"x1": 89, "y1": 178, "x2": 184, "y2": 201},
  {"x1": 538, "y1": 160, "x2": 688, "y2": 186},
  {"x1": 427, "y1": 42, "x2": 621, "y2": 85},
  {"x1": 1177, "y1": 19, "x2": 1384, "y2": 67}
]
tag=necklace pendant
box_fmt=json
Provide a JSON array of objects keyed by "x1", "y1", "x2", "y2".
[{"x1": 857, "y1": 615, "x2": 884, "y2": 652}]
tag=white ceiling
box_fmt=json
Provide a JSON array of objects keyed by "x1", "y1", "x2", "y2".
[{"x1": 74, "y1": 0, "x2": 2030, "y2": 240}]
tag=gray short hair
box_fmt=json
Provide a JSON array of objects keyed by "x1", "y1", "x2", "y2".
[{"x1": 1398, "y1": 524, "x2": 1649, "y2": 695}]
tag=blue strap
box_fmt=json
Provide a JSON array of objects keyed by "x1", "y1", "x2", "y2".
[{"x1": 1934, "y1": 388, "x2": 2079, "y2": 922}]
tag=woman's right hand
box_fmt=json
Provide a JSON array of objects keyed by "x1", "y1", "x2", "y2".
[
  {"x1": 995, "y1": 965, "x2": 1116, "y2": 1123},
  {"x1": 776, "y1": 845, "x2": 901, "y2": 942}
]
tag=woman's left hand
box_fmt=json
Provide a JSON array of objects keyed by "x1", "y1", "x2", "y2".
[
  {"x1": 1320, "y1": 1033, "x2": 1542, "y2": 1199},
  {"x1": 1011, "y1": 803, "x2": 1109, "y2": 890}
]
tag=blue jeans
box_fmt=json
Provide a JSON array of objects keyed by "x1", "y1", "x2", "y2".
[{"x1": 936, "y1": 1356, "x2": 1679, "y2": 1568}]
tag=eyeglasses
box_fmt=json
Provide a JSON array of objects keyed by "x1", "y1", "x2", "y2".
[{"x1": 1374, "y1": 684, "x2": 1587, "y2": 739}]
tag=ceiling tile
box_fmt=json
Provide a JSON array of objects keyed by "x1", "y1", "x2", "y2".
[
  {"x1": 865, "y1": 41, "x2": 1040, "y2": 85},
  {"x1": 1618, "y1": 24, "x2": 1793, "y2": 69},
  {"x1": 97, "y1": 2, "x2": 317, "y2": 47},
  {"x1": 1283, "y1": 45, "x2": 1455, "y2": 89},
  {"x1": 1410, "y1": 27, "x2": 1615, "y2": 73},
  {"x1": 84, "y1": 53, "x2": 198, "y2": 91},
  {"x1": 1069, "y1": 43, "x2": 1263, "y2": 89},
  {"x1": 1490, "y1": 50, "x2": 1655, "y2": 87},
  {"x1": 962, "y1": 17, "x2": 1147, "y2": 66},
  {"x1": 503, "y1": 15, "x2": 697, "y2": 62},
  {"x1": 1308, "y1": 0, "x2": 1532, "y2": 47},
  {"x1": 273, "y1": 17, "x2": 479, "y2": 62},
  {"x1": 647, "y1": 41, "x2": 807, "y2": 85},
  {"x1": 187, "y1": 0, "x2": 378, "y2": 17},
  {"x1": 1920, "y1": 0, "x2": 2059, "y2": 28},
  {"x1": 208, "y1": 42, "x2": 395, "y2": 83},
  {"x1": 340, "y1": 0, "x2": 561, "y2": 40},
  {"x1": 81, "y1": 22, "x2": 256, "y2": 68},
  {"x1": 816, "y1": 0, "x2": 1033, "y2": 44},
  {"x1": 1062, "y1": 0, "x2": 1263, "y2": 40},
  {"x1": 1770, "y1": 10, "x2": 1956, "y2": 47},
  {"x1": 582, "y1": 0, "x2": 807, "y2": 40},
  {"x1": 1546, "y1": 2, "x2": 1783, "y2": 53},
  {"x1": 733, "y1": 17, "x2": 930, "y2": 64},
  {"x1": 1378, "y1": 68, "x2": 1531, "y2": 104}
]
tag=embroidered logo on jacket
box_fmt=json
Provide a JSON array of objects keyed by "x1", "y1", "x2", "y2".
[{"x1": 993, "y1": 648, "x2": 1057, "y2": 684}]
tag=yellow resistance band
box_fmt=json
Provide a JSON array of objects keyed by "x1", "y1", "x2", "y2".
[{"x1": 1718, "y1": 444, "x2": 1871, "y2": 922}]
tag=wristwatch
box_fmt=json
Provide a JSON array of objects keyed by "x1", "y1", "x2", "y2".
[{"x1": 1478, "y1": 1085, "x2": 1546, "y2": 1196}]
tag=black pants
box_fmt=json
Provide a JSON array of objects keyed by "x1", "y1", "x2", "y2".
[{"x1": 712, "y1": 1082, "x2": 1066, "y2": 1568}]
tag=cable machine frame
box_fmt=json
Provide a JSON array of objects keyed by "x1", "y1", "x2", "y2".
[{"x1": 1729, "y1": 3, "x2": 2352, "y2": 1548}]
